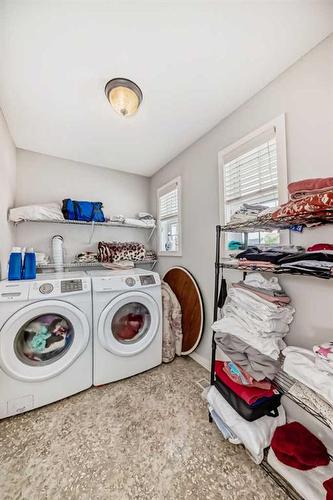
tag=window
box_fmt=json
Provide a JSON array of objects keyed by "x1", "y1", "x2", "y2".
[
  {"x1": 218, "y1": 115, "x2": 288, "y2": 250},
  {"x1": 157, "y1": 177, "x2": 182, "y2": 256}
]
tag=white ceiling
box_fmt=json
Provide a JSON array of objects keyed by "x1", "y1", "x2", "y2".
[{"x1": 0, "y1": 1, "x2": 333, "y2": 177}]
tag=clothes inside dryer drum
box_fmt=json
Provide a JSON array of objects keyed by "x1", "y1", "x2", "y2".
[
  {"x1": 111, "y1": 303, "x2": 151, "y2": 343},
  {"x1": 14, "y1": 314, "x2": 74, "y2": 366}
]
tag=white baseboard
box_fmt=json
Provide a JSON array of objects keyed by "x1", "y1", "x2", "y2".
[{"x1": 189, "y1": 351, "x2": 210, "y2": 371}]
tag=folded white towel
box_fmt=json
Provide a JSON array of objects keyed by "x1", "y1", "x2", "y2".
[
  {"x1": 213, "y1": 317, "x2": 285, "y2": 360},
  {"x1": 9, "y1": 203, "x2": 64, "y2": 223},
  {"x1": 283, "y1": 346, "x2": 333, "y2": 406},
  {"x1": 267, "y1": 448, "x2": 333, "y2": 500}
]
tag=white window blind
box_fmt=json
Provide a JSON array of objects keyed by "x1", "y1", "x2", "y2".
[
  {"x1": 159, "y1": 187, "x2": 178, "y2": 220},
  {"x1": 157, "y1": 177, "x2": 182, "y2": 255},
  {"x1": 224, "y1": 134, "x2": 277, "y2": 205}
]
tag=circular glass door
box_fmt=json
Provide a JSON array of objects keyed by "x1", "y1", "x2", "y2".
[
  {"x1": 15, "y1": 314, "x2": 74, "y2": 366},
  {"x1": 98, "y1": 292, "x2": 160, "y2": 356},
  {"x1": 0, "y1": 300, "x2": 90, "y2": 382}
]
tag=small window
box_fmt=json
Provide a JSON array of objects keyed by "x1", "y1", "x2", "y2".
[
  {"x1": 218, "y1": 115, "x2": 288, "y2": 250},
  {"x1": 157, "y1": 177, "x2": 182, "y2": 256}
]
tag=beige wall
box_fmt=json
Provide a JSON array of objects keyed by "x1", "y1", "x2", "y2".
[
  {"x1": 0, "y1": 109, "x2": 16, "y2": 279},
  {"x1": 150, "y1": 34, "x2": 333, "y2": 367},
  {"x1": 15, "y1": 150, "x2": 151, "y2": 262}
]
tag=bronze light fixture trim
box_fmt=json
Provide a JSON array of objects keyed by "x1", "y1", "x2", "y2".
[{"x1": 105, "y1": 78, "x2": 143, "y2": 117}]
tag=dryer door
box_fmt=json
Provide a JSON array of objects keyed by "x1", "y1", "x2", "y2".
[
  {"x1": 98, "y1": 291, "x2": 160, "y2": 356},
  {"x1": 0, "y1": 300, "x2": 90, "y2": 381}
]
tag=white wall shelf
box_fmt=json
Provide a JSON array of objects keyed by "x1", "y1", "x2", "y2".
[
  {"x1": 37, "y1": 260, "x2": 158, "y2": 272},
  {"x1": 12, "y1": 218, "x2": 156, "y2": 244}
]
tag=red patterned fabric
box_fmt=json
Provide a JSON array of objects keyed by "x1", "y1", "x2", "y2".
[
  {"x1": 215, "y1": 361, "x2": 276, "y2": 405},
  {"x1": 271, "y1": 422, "x2": 329, "y2": 471},
  {"x1": 323, "y1": 478, "x2": 333, "y2": 500},
  {"x1": 272, "y1": 191, "x2": 333, "y2": 222},
  {"x1": 288, "y1": 177, "x2": 333, "y2": 200}
]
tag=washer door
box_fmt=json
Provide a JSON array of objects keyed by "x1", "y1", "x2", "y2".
[
  {"x1": 0, "y1": 300, "x2": 90, "y2": 382},
  {"x1": 98, "y1": 291, "x2": 160, "y2": 357}
]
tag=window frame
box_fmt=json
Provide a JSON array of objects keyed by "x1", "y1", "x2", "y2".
[
  {"x1": 218, "y1": 114, "x2": 288, "y2": 252},
  {"x1": 157, "y1": 176, "x2": 182, "y2": 257}
]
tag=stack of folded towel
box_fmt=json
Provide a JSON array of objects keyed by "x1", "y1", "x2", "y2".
[
  {"x1": 205, "y1": 385, "x2": 285, "y2": 464},
  {"x1": 229, "y1": 203, "x2": 268, "y2": 224},
  {"x1": 213, "y1": 273, "x2": 295, "y2": 360},
  {"x1": 283, "y1": 345, "x2": 333, "y2": 406}
]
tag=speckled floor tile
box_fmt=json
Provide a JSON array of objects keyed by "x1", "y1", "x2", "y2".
[{"x1": 0, "y1": 357, "x2": 287, "y2": 500}]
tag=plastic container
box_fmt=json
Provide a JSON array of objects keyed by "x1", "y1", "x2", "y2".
[
  {"x1": 8, "y1": 247, "x2": 23, "y2": 280},
  {"x1": 52, "y1": 235, "x2": 64, "y2": 272},
  {"x1": 22, "y1": 248, "x2": 36, "y2": 280}
]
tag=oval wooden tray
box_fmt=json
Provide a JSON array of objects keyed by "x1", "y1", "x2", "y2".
[{"x1": 163, "y1": 266, "x2": 204, "y2": 355}]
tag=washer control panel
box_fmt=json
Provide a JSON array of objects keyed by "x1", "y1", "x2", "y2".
[
  {"x1": 39, "y1": 283, "x2": 54, "y2": 295},
  {"x1": 61, "y1": 279, "x2": 83, "y2": 293},
  {"x1": 28, "y1": 276, "x2": 90, "y2": 299},
  {"x1": 125, "y1": 277, "x2": 136, "y2": 287},
  {"x1": 139, "y1": 275, "x2": 156, "y2": 286}
]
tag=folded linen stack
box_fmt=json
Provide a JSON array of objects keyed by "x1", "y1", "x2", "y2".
[
  {"x1": 283, "y1": 346, "x2": 333, "y2": 406},
  {"x1": 213, "y1": 273, "x2": 295, "y2": 360},
  {"x1": 272, "y1": 177, "x2": 333, "y2": 226},
  {"x1": 278, "y1": 245, "x2": 333, "y2": 278},
  {"x1": 205, "y1": 385, "x2": 286, "y2": 464},
  {"x1": 267, "y1": 422, "x2": 333, "y2": 500},
  {"x1": 229, "y1": 203, "x2": 268, "y2": 224}
]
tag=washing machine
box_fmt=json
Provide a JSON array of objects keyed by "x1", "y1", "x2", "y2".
[
  {"x1": 0, "y1": 272, "x2": 92, "y2": 419},
  {"x1": 87, "y1": 269, "x2": 162, "y2": 385}
]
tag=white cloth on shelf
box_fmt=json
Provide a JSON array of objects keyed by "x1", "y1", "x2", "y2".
[
  {"x1": 315, "y1": 356, "x2": 333, "y2": 375},
  {"x1": 107, "y1": 215, "x2": 125, "y2": 223},
  {"x1": 9, "y1": 203, "x2": 64, "y2": 222},
  {"x1": 124, "y1": 217, "x2": 156, "y2": 228},
  {"x1": 223, "y1": 299, "x2": 289, "y2": 336},
  {"x1": 283, "y1": 346, "x2": 333, "y2": 406},
  {"x1": 206, "y1": 386, "x2": 286, "y2": 464},
  {"x1": 137, "y1": 212, "x2": 155, "y2": 220},
  {"x1": 208, "y1": 406, "x2": 241, "y2": 444},
  {"x1": 288, "y1": 381, "x2": 333, "y2": 430},
  {"x1": 227, "y1": 287, "x2": 295, "y2": 324},
  {"x1": 213, "y1": 316, "x2": 286, "y2": 360},
  {"x1": 244, "y1": 272, "x2": 282, "y2": 291},
  {"x1": 267, "y1": 448, "x2": 333, "y2": 500}
]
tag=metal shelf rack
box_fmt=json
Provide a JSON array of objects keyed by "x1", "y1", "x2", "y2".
[
  {"x1": 37, "y1": 260, "x2": 158, "y2": 273},
  {"x1": 12, "y1": 218, "x2": 156, "y2": 244},
  {"x1": 210, "y1": 224, "x2": 333, "y2": 500}
]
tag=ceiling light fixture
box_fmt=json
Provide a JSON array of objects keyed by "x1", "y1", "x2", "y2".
[{"x1": 105, "y1": 78, "x2": 143, "y2": 117}]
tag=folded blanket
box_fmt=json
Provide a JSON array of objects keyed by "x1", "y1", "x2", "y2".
[
  {"x1": 288, "y1": 177, "x2": 333, "y2": 200},
  {"x1": 283, "y1": 346, "x2": 333, "y2": 405},
  {"x1": 215, "y1": 361, "x2": 277, "y2": 405},
  {"x1": 9, "y1": 203, "x2": 64, "y2": 222},
  {"x1": 214, "y1": 332, "x2": 281, "y2": 380},
  {"x1": 271, "y1": 422, "x2": 329, "y2": 470},
  {"x1": 213, "y1": 316, "x2": 285, "y2": 359},
  {"x1": 98, "y1": 241, "x2": 146, "y2": 263},
  {"x1": 222, "y1": 361, "x2": 272, "y2": 390},
  {"x1": 124, "y1": 217, "x2": 155, "y2": 228},
  {"x1": 206, "y1": 386, "x2": 285, "y2": 464},
  {"x1": 272, "y1": 191, "x2": 333, "y2": 221}
]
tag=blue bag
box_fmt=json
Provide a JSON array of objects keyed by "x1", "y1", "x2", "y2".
[{"x1": 62, "y1": 199, "x2": 105, "y2": 222}]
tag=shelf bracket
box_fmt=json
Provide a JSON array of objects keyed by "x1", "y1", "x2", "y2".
[
  {"x1": 88, "y1": 221, "x2": 95, "y2": 244},
  {"x1": 147, "y1": 226, "x2": 156, "y2": 243}
]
